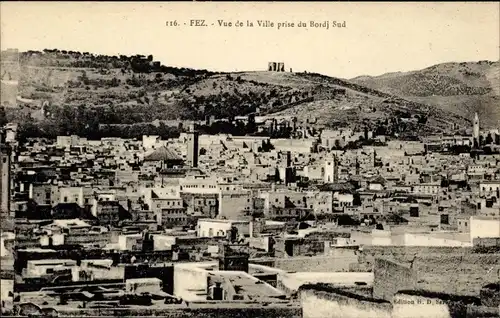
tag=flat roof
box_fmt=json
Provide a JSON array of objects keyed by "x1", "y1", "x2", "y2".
[
  {"x1": 215, "y1": 271, "x2": 285, "y2": 300},
  {"x1": 280, "y1": 272, "x2": 374, "y2": 291},
  {"x1": 28, "y1": 259, "x2": 76, "y2": 265},
  {"x1": 471, "y1": 216, "x2": 500, "y2": 221},
  {"x1": 17, "y1": 248, "x2": 57, "y2": 253},
  {"x1": 126, "y1": 277, "x2": 162, "y2": 284},
  {"x1": 198, "y1": 219, "x2": 249, "y2": 224}
]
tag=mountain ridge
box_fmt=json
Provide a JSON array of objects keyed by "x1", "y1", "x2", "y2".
[
  {"x1": 351, "y1": 60, "x2": 500, "y2": 128},
  {"x1": 1, "y1": 49, "x2": 479, "y2": 137}
]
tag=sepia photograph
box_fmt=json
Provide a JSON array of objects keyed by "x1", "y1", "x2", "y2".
[{"x1": 0, "y1": 2, "x2": 499, "y2": 317}]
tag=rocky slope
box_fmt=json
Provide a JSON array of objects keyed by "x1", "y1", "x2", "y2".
[
  {"x1": 351, "y1": 61, "x2": 500, "y2": 128},
  {"x1": 1, "y1": 49, "x2": 473, "y2": 135}
]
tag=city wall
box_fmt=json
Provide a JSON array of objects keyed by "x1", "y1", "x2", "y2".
[
  {"x1": 473, "y1": 237, "x2": 500, "y2": 247},
  {"x1": 274, "y1": 254, "x2": 358, "y2": 272},
  {"x1": 298, "y1": 284, "x2": 486, "y2": 318},
  {"x1": 410, "y1": 254, "x2": 500, "y2": 296},
  {"x1": 372, "y1": 254, "x2": 499, "y2": 299},
  {"x1": 479, "y1": 283, "x2": 500, "y2": 308},
  {"x1": 361, "y1": 246, "x2": 474, "y2": 259},
  {"x1": 372, "y1": 259, "x2": 417, "y2": 301},
  {"x1": 299, "y1": 284, "x2": 392, "y2": 318},
  {"x1": 52, "y1": 305, "x2": 302, "y2": 317},
  {"x1": 465, "y1": 305, "x2": 500, "y2": 317},
  {"x1": 392, "y1": 291, "x2": 481, "y2": 318}
]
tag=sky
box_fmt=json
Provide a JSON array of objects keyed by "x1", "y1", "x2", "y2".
[{"x1": 1, "y1": 2, "x2": 499, "y2": 79}]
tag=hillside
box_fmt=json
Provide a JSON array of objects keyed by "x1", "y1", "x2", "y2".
[
  {"x1": 351, "y1": 61, "x2": 500, "y2": 128},
  {"x1": 1, "y1": 49, "x2": 471, "y2": 137}
]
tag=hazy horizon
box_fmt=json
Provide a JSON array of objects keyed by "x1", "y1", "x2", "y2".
[{"x1": 1, "y1": 2, "x2": 499, "y2": 79}]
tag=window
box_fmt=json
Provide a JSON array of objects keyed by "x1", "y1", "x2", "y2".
[{"x1": 440, "y1": 214, "x2": 449, "y2": 225}]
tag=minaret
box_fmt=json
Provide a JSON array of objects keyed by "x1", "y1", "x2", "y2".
[
  {"x1": 186, "y1": 123, "x2": 199, "y2": 168},
  {"x1": 473, "y1": 112, "x2": 480, "y2": 148},
  {"x1": 1, "y1": 130, "x2": 11, "y2": 217},
  {"x1": 324, "y1": 155, "x2": 339, "y2": 183},
  {"x1": 284, "y1": 151, "x2": 296, "y2": 186}
]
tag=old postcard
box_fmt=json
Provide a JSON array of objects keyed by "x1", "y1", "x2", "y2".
[{"x1": 1, "y1": 2, "x2": 499, "y2": 317}]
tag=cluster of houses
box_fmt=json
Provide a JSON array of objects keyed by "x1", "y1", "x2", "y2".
[{"x1": 1, "y1": 118, "x2": 499, "y2": 316}]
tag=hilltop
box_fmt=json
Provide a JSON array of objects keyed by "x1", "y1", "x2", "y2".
[
  {"x1": 1, "y1": 49, "x2": 473, "y2": 138},
  {"x1": 351, "y1": 61, "x2": 500, "y2": 128}
]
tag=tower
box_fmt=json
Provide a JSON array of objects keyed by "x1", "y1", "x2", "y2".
[
  {"x1": 473, "y1": 112, "x2": 480, "y2": 148},
  {"x1": 1, "y1": 131, "x2": 11, "y2": 217},
  {"x1": 218, "y1": 227, "x2": 249, "y2": 273},
  {"x1": 324, "y1": 155, "x2": 338, "y2": 183},
  {"x1": 284, "y1": 151, "x2": 296, "y2": 186},
  {"x1": 186, "y1": 123, "x2": 199, "y2": 168},
  {"x1": 286, "y1": 151, "x2": 292, "y2": 167}
]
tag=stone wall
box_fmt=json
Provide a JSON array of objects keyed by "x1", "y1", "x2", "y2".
[
  {"x1": 174, "y1": 266, "x2": 208, "y2": 300},
  {"x1": 359, "y1": 246, "x2": 500, "y2": 296},
  {"x1": 124, "y1": 264, "x2": 174, "y2": 295},
  {"x1": 473, "y1": 237, "x2": 500, "y2": 247},
  {"x1": 411, "y1": 254, "x2": 500, "y2": 296},
  {"x1": 175, "y1": 236, "x2": 223, "y2": 251},
  {"x1": 465, "y1": 305, "x2": 500, "y2": 317},
  {"x1": 14, "y1": 279, "x2": 124, "y2": 293},
  {"x1": 14, "y1": 248, "x2": 174, "y2": 273},
  {"x1": 275, "y1": 254, "x2": 358, "y2": 272},
  {"x1": 268, "y1": 62, "x2": 285, "y2": 72},
  {"x1": 392, "y1": 291, "x2": 481, "y2": 318},
  {"x1": 298, "y1": 283, "x2": 490, "y2": 318},
  {"x1": 299, "y1": 284, "x2": 392, "y2": 318},
  {"x1": 361, "y1": 246, "x2": 474, "y2": 262},
  {"x1": 51, "y1": 305, "x2": 302, "y2": 317},
  {"x1": 373, "y1": 259, "x2": 417, "y2": 301},
  {"x1": 0, "y1": 79, "x2": 18, "y2": 107},
  {"x1": 479, "y1": 283, "x2": 500, "y2": 307},
  {"x1": 0, "y1": 279, "x2": 13, "y2": 306}
]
